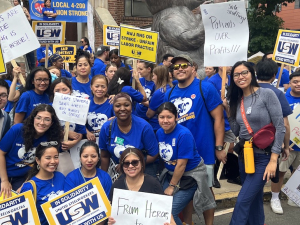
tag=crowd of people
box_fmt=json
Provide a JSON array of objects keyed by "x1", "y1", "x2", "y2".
[{"x1": 0, "y1": 29, "x2": 300, "y2": 224}]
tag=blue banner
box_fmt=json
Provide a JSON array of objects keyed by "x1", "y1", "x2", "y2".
[{"x1": 29, "y1": 0, "x2": 88, "y2": 23}]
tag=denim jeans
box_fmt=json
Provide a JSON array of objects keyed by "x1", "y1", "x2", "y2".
[
  {"x1": 163, "y1": 179, "x2": 197, "y2": 225},
  {"x1": 144, "y1": 162, "x2": 159, "y2": 178},
  {"x1": 230, "y1": 153, "x2": 270, "y2": 225},
  {"x1": 0, "y1": 176, "x2": 26, "y2": 191}
]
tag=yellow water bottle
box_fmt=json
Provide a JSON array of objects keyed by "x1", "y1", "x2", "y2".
[{"x1": 244, "y1": 141, "x2": 255, "y2": 174}]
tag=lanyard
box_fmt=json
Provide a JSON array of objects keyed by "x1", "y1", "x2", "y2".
[{"x1": 240, "y1": 97, "x2": 254, "y2": 136}]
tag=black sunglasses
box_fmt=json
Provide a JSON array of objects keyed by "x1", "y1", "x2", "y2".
[{"x1": 122, "y1": 160, "x2": 140, "y2": 168}]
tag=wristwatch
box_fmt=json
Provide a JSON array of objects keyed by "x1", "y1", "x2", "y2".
[{"x1": 215, "y1": 145, "x2": 224, "y2": 151}]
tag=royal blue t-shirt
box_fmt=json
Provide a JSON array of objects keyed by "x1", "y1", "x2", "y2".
[
  {"x1": 208, "y1": 73, "x2": 231, "y2": 132},
  {"x1": 91, "y1": 58, "x2": 106, "y2": 77},
  {"x1": 61, "y1": 69, "x2": 72, "y2": 78},
  {"x1": 164, "y1": 79, "x2": 222, "y2": 164},
  {"x1": 42, "y1": 7, "x2": 56, "y2": 21},
  {"x1": 21, "y1": 172, "x2": 65, "y2": 225},
  {"x1": 79, "y1": 45, "x2": 93, "y2": 54},
  {"x1": 271, "y1": 67, "x2": 289, "y2": 88},
  {"x1": 286, "y1": 89, "x2": 300, "y2": 151},
  {"x1": 120, "y1": 62, "x2": 132, "y2": 71},
  {"x1": 259, "y1": 83, "x2": 292, "y2": 117},
  {"x1": 15, "y1": 90, "x2": 50, "y2": 119},
  {"x1": 134, "y1": 78, "x2": 156, "y2": 120},
  {"x1": 156, "y1": 124, "x2": 200, "y2": 171},
  {"x1": 86, "y1": 98, "x2": 114, "y2": 136},
  {"x1": 0, "y1": 123, "x2": 48, "y2": 178},
  {"x1": 64, "y1": 168, "x2": 112, "y2": 197},
  {"x1": 37, "y1": 46, "x2": 53, "y2": 67},
  {"x1": 71, "y1": 77, "x2": 92, "y2": 99},
  {"x1": 99, "y1": 115, "x2": 158, "y2": 163},
  {"x1": 121, "y1": 86, "x2": 144, "y2": 103},
  {"x1": 149, "y1": 85, "x2": 171, "y2": 131}
]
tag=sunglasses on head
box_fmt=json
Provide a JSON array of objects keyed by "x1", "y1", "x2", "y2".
[
  {"x1": 122, "y1": 160, "x2": 140, "y2": 168},
  {"x1": 173, "y1": 63, "x2": 191, "y2": 70}
]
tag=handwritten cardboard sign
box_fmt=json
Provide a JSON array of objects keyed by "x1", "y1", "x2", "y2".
[
  {"x1": 53, "y1": 45, "x2": 76, "y2": 63},
  {"x1": 111, "y1": 188, "x2": 172, "y2": 225},
  {"x1": 0, "y1": 5, "x2": 40, "y2": 63},
  {"x1": 52, "y1": 92, "x2": 90, "y2": 125},
  {"x1": 119, "y1": 26, "x2": 158, "y2": 63},
  {"x1": 288, "y1": 105, "x2": 300, "y2": 147},
  {"x1": 282, "y1": 165, "x2": 300, "y2": 207},
  {"x1": 200, "y1": 1, "x2": 249, "y2": 66},
  {"x1": 0, "y1": 191, "x2": 40, "y2": 225},
  {"x1": 104, "y1": 25, "x2": 120, "y2": 47},
  {"x1": 32, "y1": 21, "x2": 66, "y2": 44},
  {"x1": 0, "y1": 44, "x2": 6, "y2": 75},
  {"x1": 41, "y1": 177, "x2": 111, "y2": 225},
  {"x1": 272, "y1": 29, "x2": 300, "y2": 67}
]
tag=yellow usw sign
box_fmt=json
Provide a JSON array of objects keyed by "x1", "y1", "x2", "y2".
[
  {"x1": 0, "y1": 44, "x2": 6, "y2": 75},
  {"x1": 119, "y1": 26, "x2": 158, "y2": 63}
]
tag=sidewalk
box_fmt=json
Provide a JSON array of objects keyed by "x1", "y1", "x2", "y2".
[{"x1": 213, "y1": 170, "x2": 291, "y2": 209}]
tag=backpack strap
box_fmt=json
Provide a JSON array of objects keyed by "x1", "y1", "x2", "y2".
[
  {"x1": 28, "y1": 180, "x2": 37, "y2": 202},
  {"x1": 168, "y1": 85, "x2": 177, "y2": 101},
  {"x1": 199, "y1": 80, "x2": 209, "y2": 112}
]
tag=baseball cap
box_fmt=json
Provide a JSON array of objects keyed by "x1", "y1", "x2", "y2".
[
  {"x1": 171, "y1": 54, "x2": 193, "y2": 65},
  {"x1": 95, "y1": 45, "x2": 110, "y2": 56}
]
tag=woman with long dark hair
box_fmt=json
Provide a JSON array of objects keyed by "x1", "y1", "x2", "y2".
[
  {"x1": 0, "y1": 104, "x2": 62, "y2": 198},
  {"x1": 223, "y1": 61, "x2": 285, "y2": 225},
  {"x1": 109, "y1": 49, "x2": 132, "y2": 70},
  {"x1": 14, "y1": 67, "x2": 52, "y2": 124},
  {"x1": 64, "y1": 141, "x2": 112, "y2": 197},
  {"x1": 21, "y1": 142, "x2": 64, "y2": 225}
]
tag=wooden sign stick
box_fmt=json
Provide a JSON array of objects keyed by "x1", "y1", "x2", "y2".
[
  {"x1": 221, "y1": 66, "x2": 227, "y2": 99},
  {"x1": 63, "y1": 121, "x2": 70, "y2": 142},
  {"x1": 45, "y1": 44, "x2": 49, "y2": 68},
  {"x1": 276, "y1": 64, "x2": 285, "y2": 89},
  {"x1": 11, "y1": 60, "x2": 26, "y2": 86},
  {"x1": 132, "y1": 59, "x2": 137, "y2": 89},
  {"x1": 290, "y1": 143, "x2": 295, "y2": 148},
  {"x1": 216, "y1": 142, "x2": 230, "y2": 181},
  {"x1": 65, "y1": 62, "x2": 69, "y2": 72}
]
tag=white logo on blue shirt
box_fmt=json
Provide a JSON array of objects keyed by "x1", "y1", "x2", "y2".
[
  {"x1": 87, "y1": 112, "x2": 108, "y2": 131},
  {"x1": 159, "y1": 142, "x2": 173, "y2": 161},
  {"x1": 42, "y1": 190, "x2": 64, "y2": 201},
  {"x1": 71, "y1": 90, "x2": 90, "y2": 99},
  {"x1": 172, "y1": 97, "x2": 193, "y2": 117},
  {"x1": 16, "y1": 146, "x2": 36, "y2": 167},
  {"x1": 113, "y1": 144, "x2": 135, "y2": 159}
]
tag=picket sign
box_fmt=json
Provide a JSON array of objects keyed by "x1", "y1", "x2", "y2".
[
  {"x1": 221, "y1": 67, "x2": 227, "y2": 99},
  {"x1": 10, "y1": 60, "x2": 26, "y2": 86},
  {"x1": 132, "y1": 59, "x2": 137, "y2": 89},
  {"x1": 45, "y1": 44, "x2": 49, "y2": 68},
  {"x1": 288, "y1": 105, "x2": 300, "y2": 148},
  {"x1": 281, "y1": 165, "x2": 300, "y2": 207}
]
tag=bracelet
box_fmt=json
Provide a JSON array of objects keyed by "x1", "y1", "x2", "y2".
[{"x1": 169, "y1": 183, "x2": 179, "y2": 188}]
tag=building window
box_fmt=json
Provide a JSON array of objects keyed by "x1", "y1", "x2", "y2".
[
  {"x1": 295, "y1": 0, "x2": 300, "y2": 9},
  {"x1": 125, "y1": 0, "x2": 152, "y2": 17}
]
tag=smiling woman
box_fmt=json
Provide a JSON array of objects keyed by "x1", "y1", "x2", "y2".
[
  {"x1": 0, "y1": 104, "x2": 63, "y2": 199},
  {"x1": 14, "y1": 67, "x2": 52, "y2": 124}
]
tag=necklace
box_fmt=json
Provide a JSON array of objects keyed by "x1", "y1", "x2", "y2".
[
  {"x1": 45, "y1": 177, "x2": 54, "y2": 187},
  {"x1": 117, "y1": 120, "x2": 132, "y2": 134}
]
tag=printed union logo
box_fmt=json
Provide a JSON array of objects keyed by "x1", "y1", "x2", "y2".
[
  {"x1": 31, "y1": 0, "x2": 44, "y2": 18},
  {"x1": 131, "y1": 50, "x2": 142, "y2": 57},
  {"x1": 191, "y1": 94, "x2": 196, "y2": 99}
]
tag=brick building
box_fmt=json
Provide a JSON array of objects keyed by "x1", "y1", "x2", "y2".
[{"x1": 276, "y1": 1, "x2": 300, "y2": 30}]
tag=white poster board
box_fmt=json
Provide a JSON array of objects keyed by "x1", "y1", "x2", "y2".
[
  {"x1": 111, "y1": 188, "x2": 172, "y2": 225},
  {"x1": 288, "y1": 105, "x2": 300, "y2": 147},
  {"x1": 87, "y1": 2, "x2": 95, "y2": 52},
  {"x1": 282, "y1": 165, "x2": 300, "y2": 207},
  {"x1": 200, "y1": 1, "x2": 249, "y2": 66},
  {"x1": 0, "y1": 5, "x2": 40, "y2": 63},
  {"x1": 52, "y1": 92, "x2": 90, "y2": 125}
]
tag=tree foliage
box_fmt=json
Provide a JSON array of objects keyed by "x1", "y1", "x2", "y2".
[{"x1": 247, "y1": 0, "x2": 295, "y2": 54}]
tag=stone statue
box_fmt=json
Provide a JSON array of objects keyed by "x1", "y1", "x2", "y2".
[{"x1": 145, "y1": 0, "x2": 206, "y2": 77}]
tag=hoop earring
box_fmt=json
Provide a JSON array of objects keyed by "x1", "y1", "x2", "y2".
[{"x1": 37, "y1": 164, "x2": 40, "y2": 170}]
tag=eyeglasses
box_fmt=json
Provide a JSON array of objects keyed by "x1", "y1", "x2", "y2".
[
  {"x1": 40, "y1": 141, "x2": 58, "y2": 146},
  {"x1": 34, "y1": 116, "x2": 52, "y2": 124},
  {"x1": 173, "y1": 63, "x2": 191, "y2": 70},
  {"x1": 122, "y1": 160, "x2": 140, "y2": 168},
  {"x1": 35, "y1": 78, "x2": 50, "y2": 84},
  {"x1": 233, "y1": 70, "x2": 249, "y2": 79},
  {"x1": 0, "y1": 93, "x2": 8, "y2": 99},
  {"x1": 80, "y1": 41, "x2": 84, "y2": 43}
]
